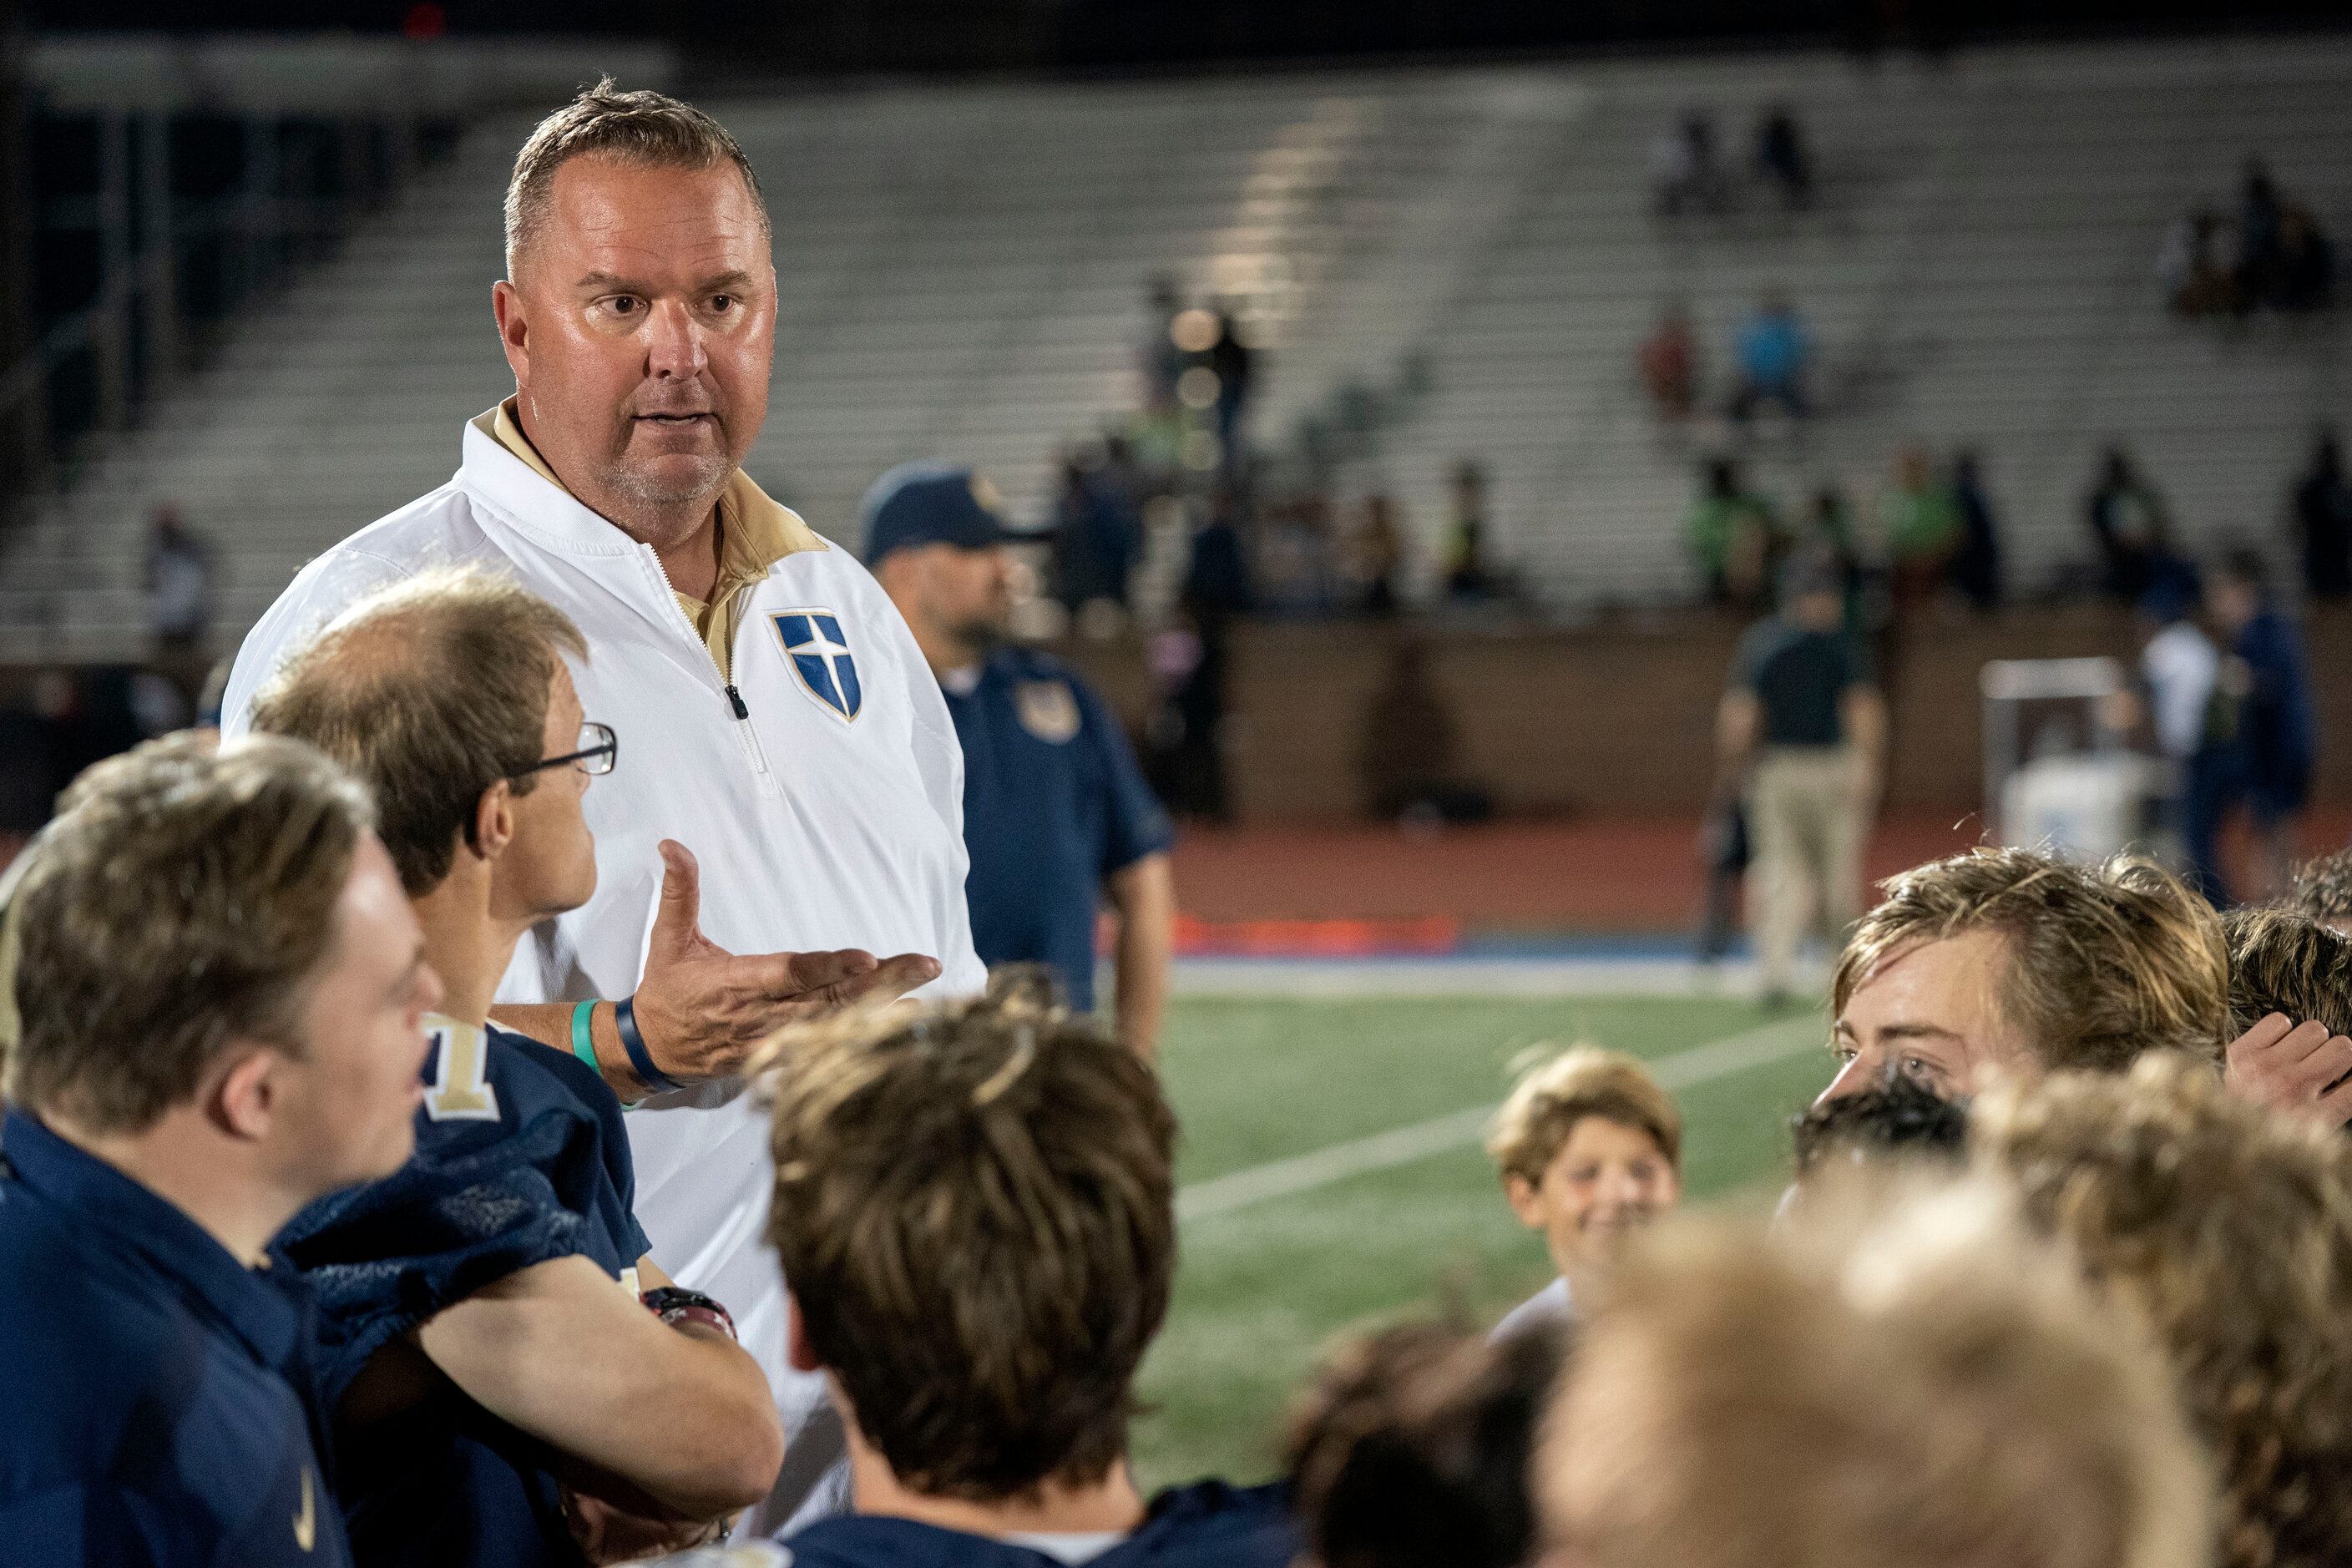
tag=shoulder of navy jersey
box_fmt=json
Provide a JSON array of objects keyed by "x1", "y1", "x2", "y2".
[
  {"x1": 786, "y1": 1481, "x2": 1294, "y2": 1568},
  {"x1": 0, "y1": 1110, "x2": 352, "y2": 1565},
  {"x1": 277, "y1": 1022, "x2": 649, "y2": 1407}
]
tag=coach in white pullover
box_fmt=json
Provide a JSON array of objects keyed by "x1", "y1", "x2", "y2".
[{"x1": 222, "y1": 83, "x2": 986, "y2": 1528}]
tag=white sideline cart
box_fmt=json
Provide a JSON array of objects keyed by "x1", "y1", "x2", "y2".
[{"x1": 1980, "y1": 657, "x2": 2167, "y2": 862}]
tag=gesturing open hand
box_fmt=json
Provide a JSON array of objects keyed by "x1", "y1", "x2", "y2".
[{"x1": 628, "y1": 839, "x2": 941, "y2": 1085}]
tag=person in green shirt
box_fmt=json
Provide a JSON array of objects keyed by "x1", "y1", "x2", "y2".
[
  {"x1": 1685, "y1": 458, "x2": 1779, "y2": 609},
  {"x1": 1878, "y1": 446, "x2": 1960, "y2": 609}
]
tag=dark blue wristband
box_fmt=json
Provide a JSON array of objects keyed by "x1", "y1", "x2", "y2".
[{"x1": 615, "y1": 995, "x2": 681, "y2": 1095}]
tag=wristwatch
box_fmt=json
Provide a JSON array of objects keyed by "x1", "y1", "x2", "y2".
[{"x1": 640, "y1": 1286, "x2": 738, "y2": 1342}]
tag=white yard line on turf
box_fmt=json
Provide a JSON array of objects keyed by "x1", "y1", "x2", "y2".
[
  {"x1": 1175, "y1": 1013, "x2": 1823, "y2": 1222},
  {"x1": 1165, "y1": 955, "x2": 1835, "y2": 999},
  {"x1": 1168, "y1": 957, "x2": 1755, "y2": 999}
]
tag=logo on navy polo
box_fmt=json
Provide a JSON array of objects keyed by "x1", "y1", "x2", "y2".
[{"x1": 771, "y1": 609, "x2": 863, "y2": 721}]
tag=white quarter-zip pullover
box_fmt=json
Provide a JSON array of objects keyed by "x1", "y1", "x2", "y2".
[{"x1": 223, "y1": 417, "x2": 986, "y2": 1526}]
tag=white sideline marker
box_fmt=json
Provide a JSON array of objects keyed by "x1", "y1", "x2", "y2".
[{"x1": 1175, "y1": 1013, "x2": 1824, "y2": 1222}]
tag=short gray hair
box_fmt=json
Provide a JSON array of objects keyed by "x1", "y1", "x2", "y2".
[{"x1": 504, "y1": 77, "x2": 770, "y2": 278}]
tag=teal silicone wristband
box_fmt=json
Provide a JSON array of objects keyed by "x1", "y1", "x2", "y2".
[{"x1": 569, "y1": 999, "x2": 602, "y2": 1075}]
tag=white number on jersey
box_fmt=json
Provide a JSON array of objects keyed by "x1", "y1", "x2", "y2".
[{"x1": 422, "y1": 1017, "x2": 502, "y2": 1122}]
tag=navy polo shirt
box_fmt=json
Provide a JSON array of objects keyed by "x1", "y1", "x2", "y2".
[
  {"x1": 943, "y1": 647, "x2": 1173, "y2": 1012},
  {"x1": 278, "y1": 1019, "x2": 653, "y2": 1568},
  {"x1": 0, "y1": 1107, "x2": 352, "y2": 1567},
  {"x1": 1731, "y1": 618, "x2": 1871, "y2": 747}
]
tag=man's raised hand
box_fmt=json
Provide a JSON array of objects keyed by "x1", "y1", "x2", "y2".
[{"x1": 628, "y1": 839, "x2": 941, "y2": 1086}]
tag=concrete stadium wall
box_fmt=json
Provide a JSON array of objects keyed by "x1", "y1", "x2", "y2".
[{"x1": 1061, "y1": 604, "x2": 2352, "y2": 822}]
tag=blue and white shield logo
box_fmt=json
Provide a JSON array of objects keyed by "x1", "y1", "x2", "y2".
[{"x1": 770, "y1": 609, "x2": 863, "y2": 722}]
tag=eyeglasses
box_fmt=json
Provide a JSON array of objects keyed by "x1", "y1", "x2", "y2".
[{"x1": 513, "y1": 721, "x2": 617, "y2": 780}]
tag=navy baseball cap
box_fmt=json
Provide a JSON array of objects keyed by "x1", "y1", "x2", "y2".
[{"x1": 861, "y1": 462, "x2": 1009, "y2": 566}]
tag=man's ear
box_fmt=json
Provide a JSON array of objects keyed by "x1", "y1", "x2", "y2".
[
  {"x1": 787, "y1": 1290, "x2": 822, "y2": 1373},
  {"x1": 211, "y1": 1044, "x2": 283, "y2": 1144},
  {"x1": 492, "y1": 279, "x2": 530, "y2": 387},
  {"x1": 472, "y1": 779, "x2": 517, "y2": 863}
]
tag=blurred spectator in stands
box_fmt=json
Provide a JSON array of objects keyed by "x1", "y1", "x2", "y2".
[
  {"x1": 1877, "y1": 445, "x2": 1960, "y2": 611},
  {"x1": 0, "y1": 680, "x2": 68, "y2": 865},
  {"x1": 1949, "y1": 449, "x2": 2004, "y2": 612},
  {"x1": 1636, "y1": 303, "x2": 1701, "y2": 422},
  {"x1": 1714, "y1": 550, "x2": 1886, "y2": 1006},
  {"x1": 2275, "y1": 204, "x2": 2335, "y2": 312},
  {"x1": 1051, "y1": 446, "x2": 1140, "y2": 613},
  {"x1": 2212, "y1": 549, "x2": 2314, "y2": 902},
  {"x1": 144, "y1": 503, "x2": 215, "y2": 665},
  {"x1": 1753, "y1": 104, "x2": 1813, "y2": 210},
  {"x1": 1157, "y1": 491, "x2": 1250, "y2": 820},
  {"x1": 2293, "y1": 430, "x2": 2352, "y2": 600},
  {"x1": 2137, "y1": 573, "x2": 2229, "y2": 902},
  {"x1": 2233, "y1": 160, "x2": 2286, "y2": 310},
  {"x1": 1795, "y1": 484, "x2": 1855, "y2": 564},
  {"x1": 1208, "y1": 301, "x2": 1257, "y2": 458},
  {"x1": 1144, "y1": 601, "x2": 1232, "y2": 825},
  {"x1": 1126, "y1": 383, "x2": 1188, "y2": 483},
  {"x1": 1651, "y1": 110, "x2": 1727, "y2": 217},
  {"x1": 1140, "y1": 275, "x2": 1186, "y2": 406},
  {"x1": 1727, "y1": 291, "x2": 1811, "y2": 425},
  {"x1": 2086, "y1": 446, "x2": 2174, "y2": 604},
  {"x1": 1257, "y1": 493, "x2": 1340, "y2": 619},
  {"x1": 1346, "y1": 493, "x2": 1406, "y2": 617},
  {"x1": 1685, "y1": 458, "x2": 1779, "y2": 609},
  {"x1": 1444, "y1": 460, "x2": 1498, "y2": 602},
  {"x1": 2157, "y1": 209, "x2": 2237, "y2": 318},
  {"x1": 1794, "y1": 484, "x2": 1870, "y2": 640},
  {"x1": 1358, "y1": 640, "x2": 1490, "y2": 827},
  {"x1": 1187, "y1": 488, "x2": 1255, "y2": 620}
]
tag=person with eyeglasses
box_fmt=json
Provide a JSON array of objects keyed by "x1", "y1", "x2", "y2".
[
  {"x1": 217, "y1": 88, "x2": 982, "y2": 1531},
  {"x1": 250, "y1": 567, "x2": 783, "y2": 1568}
]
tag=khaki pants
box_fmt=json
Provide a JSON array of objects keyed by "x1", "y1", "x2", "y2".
[{"x1": 1748, "y1": 746, "x2": 1868, "y2": 992}]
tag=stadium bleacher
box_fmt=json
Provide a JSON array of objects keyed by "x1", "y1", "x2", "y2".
[{"x1": 2, "y1": 36, "x2": 2348, "y2": 656}]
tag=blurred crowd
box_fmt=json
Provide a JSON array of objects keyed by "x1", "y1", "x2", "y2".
[{"x1": 2161, "y1": 159, "x2": 2337, "y2": 320}]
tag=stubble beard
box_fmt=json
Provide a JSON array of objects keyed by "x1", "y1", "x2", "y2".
[{"x1": 599, "y1": 448, "x2": 736, "y2": 550}]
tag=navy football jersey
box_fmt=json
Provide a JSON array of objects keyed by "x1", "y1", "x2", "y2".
[
  {"x1": 783, "y1": 1481, "x2": 1296, "y2": 1568},
  {"x1": 0, "y1": 1110, "x2": 354, "y2": 1567},
  {"x1": 279, "y1": 1016, "x2": 652, "y2": 1568}
]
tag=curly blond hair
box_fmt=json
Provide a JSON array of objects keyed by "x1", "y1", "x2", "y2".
[
  {"x1": 1834, "y1": 847, "x2": 2228, "y2": 1073},
  {"x1": 1485, "y1": 1047, "x2": 1682, "y2": 1186},
  {"x1": 1973, "y1": 1054, "x2": 2352, "y2": 1568},
  {"x1": 1542, "y1": 1175, "x2": 2211, "y2": 1568}
]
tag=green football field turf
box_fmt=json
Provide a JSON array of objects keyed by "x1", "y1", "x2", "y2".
[{"x1": 1127, "y1": 991, "x2": 1836, "y2": 1489}]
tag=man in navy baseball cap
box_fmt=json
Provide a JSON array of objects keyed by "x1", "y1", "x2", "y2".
[
  {"x1": 862, "y1": 461, "x2": 1014, "y2": 564},
  {"x1": 865, "y1": 462, "x2": 1175, "y2": 1058}
]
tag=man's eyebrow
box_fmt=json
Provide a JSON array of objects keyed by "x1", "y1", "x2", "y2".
[
  {"x1": 1874, "y1": 1023, "x2": 1965, "y2": 1043},
  {"x1": 571, "y1": 270, "x2": 755, "y2": 293}
]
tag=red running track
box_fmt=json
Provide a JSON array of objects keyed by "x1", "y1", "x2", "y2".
[{"x1": 1166, "y1": 809, "x2": 2352, "y2": 935}]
